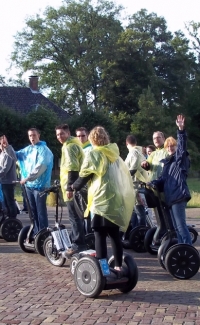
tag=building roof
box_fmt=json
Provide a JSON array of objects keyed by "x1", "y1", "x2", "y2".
[{"x1": 0, "y1": 86, "x2": 70, "y2": 120}]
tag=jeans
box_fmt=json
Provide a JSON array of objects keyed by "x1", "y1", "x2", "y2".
[
  {"x1": 1, "y1": 184, "x2": 17, "y2": 218},
  {"x1": 130, "y1": 204, "x2": 146, "y2": 228},
  {"x1": 66, "y1": 200, "x2": 86, "y2": 247},
  {"x1": 26, "y1": 187, "x2": 48, "y2": 236},
  {"x1": 21, "y1": 185, "x2": 28, "y2": 211},
  {"x1": 170, "y1": 201, "x2": 192, "y2": 245}
]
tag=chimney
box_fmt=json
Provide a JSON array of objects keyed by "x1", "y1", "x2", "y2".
[{"x1": 29, "y1": 76, "x2": 39, "y2": 92}]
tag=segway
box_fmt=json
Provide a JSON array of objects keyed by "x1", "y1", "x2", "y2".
[
  {"x1": 138, "y1": 183, "x2": 199, "y2": 255},
  {"x1": 121, "y1": 205, "x2": 155, "y2": 253},
  {"x1": 42, "y1": 181, "x2": 95, "y2": 267},
  {"x1": 148, "y1": 184, "x2": 200, "y2": 279},
  {"x1": 17, "y1": 182, "x2": 50, "y2": 255},
  {"x1": 121, "y1": 183, "x2": 161, "y2": 253},
  {"x1": 0, "y1": 201, "x2": 22, "y2": 242},
  {"x1": 73, "y1": 251, "x2": 138, "y2": 298}
]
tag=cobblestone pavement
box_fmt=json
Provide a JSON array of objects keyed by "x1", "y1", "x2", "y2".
[{"x1": 0, "y1": 208, "x2": 200, "y2": 325}]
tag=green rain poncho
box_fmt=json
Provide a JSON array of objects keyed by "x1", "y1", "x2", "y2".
[
  {"x1": 60, "y1": 136, "x2": 84, "y2": 202},
  {"x1": 79, "y1": 143, "x2": 135, "y2": 232}
]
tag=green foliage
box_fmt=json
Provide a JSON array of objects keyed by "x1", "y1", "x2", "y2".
[
  {"x1": 0, "y1": 105, "x2": 28, "y2": 149},
  {"x1": 25, "y1": 107, "x2": 61, "y2": 157},
  {"x1": 12, "y1": 0, "x2": 123, "y2": 113},
  {"x1": 130, "y1": 87, "x2": 172, "y2": 145},
  {"x1": 0, "y1": 104, "x2": 61, "y2": 157},
  {"x1": 67, "y1": 109, "x2": 119, "y2": 142}
]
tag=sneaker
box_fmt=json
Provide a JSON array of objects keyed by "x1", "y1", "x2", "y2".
[
  {"x1": 24, "y1": 241, "x2": 35, "y2": 248},
  {"x1": 65, "y1": 244, "x2": 88, "y2": 257},
  {"x1": 110, "y1": 267, "x2": 128, "y2": 279},
  {"x1": 65, "y1": 244, "x2": 79, "y2": 257}
]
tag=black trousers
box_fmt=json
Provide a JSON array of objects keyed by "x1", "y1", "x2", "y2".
[
  {"x1": 93, "y1": 226, "x2": 123, "y2": 267},
  {"x1": 2, "y1": 184, "x2": 17, "y2": 218}
]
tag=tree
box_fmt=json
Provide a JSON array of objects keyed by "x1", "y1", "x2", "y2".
[
  {"x1": 100, "y1": 10, "x2": 198, "y2": 118},
  {"x1": 26, "y1": 107, "x2": 61, "y2": 157},
  {"x1": 0, "y1": 105, "x2": 61, "y2": 157},
  {"x1": 130, "y1": 87, "x2": 172, "y2": 145},
  {"x1": 67, "y1": 109, "x2": 119, "y2": 143},
  {"x1": 11, "y1": 0, "x2": 123, "y2": 113},
  {"x1": 185, "y1": 21, "x2": 200, "y2": 62}
]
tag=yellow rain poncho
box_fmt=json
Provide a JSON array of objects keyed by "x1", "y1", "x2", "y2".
[
  {"x1": 60, "y1": 136, "x2": 84, "y2": 201},
  {"x1": 79, "y1": 143, "x2": 135, "y2": 232},
  {"x1": 146, "y1": 147, "x2": 168, "y2": 181}
]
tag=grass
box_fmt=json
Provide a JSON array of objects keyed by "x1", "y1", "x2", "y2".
[
  {"x1": 14, "y1": 178, "x2": 200, "y2": 208},
  {"x1": 14, "y1": 184, "x2": 58, "y2": 207},
  {"x1": 186, "y1": 178, "x2": 200, "y2": 208}
]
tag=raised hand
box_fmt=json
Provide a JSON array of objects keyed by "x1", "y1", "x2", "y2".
[
  {"x1": 0, "y1": 135, "x2": 8, "y2": 150},
  {"x1": 176, "y1": 114, "x2": 185, "y2": 130}
]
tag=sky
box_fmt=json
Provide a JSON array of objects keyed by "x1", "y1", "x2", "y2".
[{"x1": 1, "y1": 0, "x2": 200, "y2": 80}]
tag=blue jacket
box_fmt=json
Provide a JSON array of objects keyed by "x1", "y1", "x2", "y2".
[
  {"x1": 16, "y1": 141, "x2": 53, "y2": 191},
  {"x1": 152, "y1": 129, "x2": 191, "y2": 207}
]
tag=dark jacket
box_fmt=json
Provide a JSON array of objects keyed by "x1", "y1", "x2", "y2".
[{"x1": 151, "y1": 129, "x2": 191, "y2": 207}]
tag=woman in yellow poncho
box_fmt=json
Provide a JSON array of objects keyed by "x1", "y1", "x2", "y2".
[{"x1": 72, "y1": 126, "x2": 135, "y2": 276}]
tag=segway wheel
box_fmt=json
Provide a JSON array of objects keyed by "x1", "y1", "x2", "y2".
[
  {"x1": 70, "y1": 253, "x2": 80, "y2": 276},
  {"x1": 165, "y1": 244, "x2": 200, "y2": 280},
  {"x1": 0, "y1": 218, "x2": 22, "y2": 242},
  {"x1": 128, "y1": 226, "x2": 149, "y2": 253},
  {"x1": 43, "y1": 236, "x2": 66, "y2": 267},
  {"x1": 35, "y1": 229, "x2": 51, "y2": 256},
  {"x1": 74, "y1": 255, "x2": 106, "y2": 298},
  {"x1": 108, "y1": 253, "x2": 138, "y2": 293},
  {"x1": 157, "y1": 238, "x2": 178, "y2": 270},
  {"x1": 188, "y1": 226, "x2": 198, "y2": 244},
  {"x1": 144, "y1": 227, "x2": 158, "y2": 255},
  {"x1": 85, "y1": 232, "x2": 95, "y2": 250},
  {"x1": 18, "y1": 225, "x2": 35, "y2": 253},
  {"x1": 161, "y1": 230, "x2": 177, "y2": 242}
]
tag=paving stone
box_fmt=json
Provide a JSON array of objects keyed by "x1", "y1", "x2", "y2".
[{"x1": 0, "y1": 209, "x2": 200, "y2": 325}]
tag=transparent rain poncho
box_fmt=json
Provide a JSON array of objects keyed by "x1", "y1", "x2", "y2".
[
  {"x1": 16, "y1": 141, "x2": 53, "y2": 190},
  {"x1": 147, "y1": 147, "x2": 168, "y2": 181},
  {"x1": 60, "y1": 137, "x2": 84, "y2": 201},
  {"x1": 79, "y1": 143, "x2": 135, "y2": 232}
]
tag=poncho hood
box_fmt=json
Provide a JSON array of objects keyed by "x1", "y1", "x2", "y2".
[
  {"x1": 93, "y1": 143, "x2": 119, "y2": 163},
  {"x1": 64, "y1": 136, "x2": 81, "y2": 147}
]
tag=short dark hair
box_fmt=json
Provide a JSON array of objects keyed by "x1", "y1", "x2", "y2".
[
  {"x1": 75, "y1": 127, "x2": 89, "y2": 135},
  {"x1": 55, "y1": 124, "x2": 70, "y2": 132},
  {"x1": 146, "y1": 144, "x2": 156, "y2": 151},
  {"x1": 28, "y1": 127, "x2": 40, "y2": 134},
  {"x1": 126, "y1": 135, "x2": 137, "y2": 145}
]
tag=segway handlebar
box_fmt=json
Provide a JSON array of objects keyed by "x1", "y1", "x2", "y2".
[
  {"x1": 146, "y1": 182, "x2": 157, "y2": 190},
  {"x1": 39, "y1": 180, "x2": 61, "y2": 197},
  {"x1": 136, "y1": 181, "x2": 157, "y2": 190}
]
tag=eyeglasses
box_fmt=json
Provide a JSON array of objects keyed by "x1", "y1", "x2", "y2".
[
  {"x1": 153, "y1": 136, "x2": 162, "y2": 140},
  {"x1": 77, "y1": 135, "x2": 86, "y2": 138}
]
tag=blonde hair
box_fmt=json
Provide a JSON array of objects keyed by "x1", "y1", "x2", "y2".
[
  {"x1": 88, "y1": 126, "x2": 110, "y2": 146},
  {"x1": 164, "y1": 136, "x2": 177, "y2": 149}
]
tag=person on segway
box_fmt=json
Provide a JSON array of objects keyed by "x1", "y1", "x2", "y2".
[
  {"x1": 16, "y1": 128, "x2": 53, "y2": 245},
  {"x1": 71, "y1": 126, "x2": 135, "y2": 277},
  {"x1": 55, "y1": 123, "x2": 87, "y2": 256},
  {"x1": 150, "y1": 115, "x2": 192, "y2": 245},
  {"x1": 125, "y1": 135, "x2": 149, "y2": 229},
  {"x1": 0, "y1": 134, "x2": 18, "y2": 218}
]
